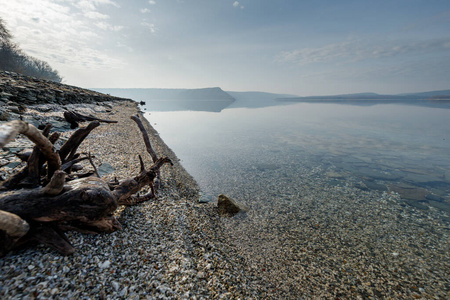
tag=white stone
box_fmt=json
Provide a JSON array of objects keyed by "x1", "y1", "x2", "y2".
[
  {"x1": 112, "y1": 281, "x2": 120, "y2": 291},
  {"x1": 99, "y1": 260, "x2": 111, "y2": 269},
  {"x1": 120, "y1": 286, "x2": 128, "y2": 297}
]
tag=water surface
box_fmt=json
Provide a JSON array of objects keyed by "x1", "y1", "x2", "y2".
[
  {"x1": 145, "y1": 101, "x2": 450, "y2": 211},
  {"x1": 142, "y1": 100, "x2": 450, "y2": 297}
]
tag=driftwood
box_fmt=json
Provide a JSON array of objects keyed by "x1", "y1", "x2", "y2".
[
  {"x1": 0, "y1": 210, "x2": 29, "y2": 257},
  {"x1": 63, "y1": 110, "x2": 117, "y2": 129},
  {"x1": 0, "y1": 114, "x2": 171, "y2": 257}
]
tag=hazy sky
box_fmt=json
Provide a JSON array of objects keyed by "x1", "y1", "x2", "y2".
[{"x1": 1, "y1": 0, "x2": 449, "y2": 96}]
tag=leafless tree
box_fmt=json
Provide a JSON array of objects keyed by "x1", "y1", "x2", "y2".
[{"x1": 0, "y1": 17, "x2": 63, "y2": 82}]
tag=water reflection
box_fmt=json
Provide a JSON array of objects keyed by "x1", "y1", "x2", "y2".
[
  {"x1": 145, "y1": 102, "x2": 450, "y2": 213},
  {"x1": 142, "y1": 99, "x2": 235, "y2": 112}
]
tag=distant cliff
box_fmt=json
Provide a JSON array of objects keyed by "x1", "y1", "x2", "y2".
[
  {"x1": 178, "y1": 87, "x2": 235, "y2": 101},
  {"x1": 93, "y1": 87, "x2": 235, "y2": 102}
]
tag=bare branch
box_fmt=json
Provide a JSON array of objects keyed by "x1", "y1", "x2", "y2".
[
  {"x1": 138, "y1": 154, "x2": 145, "y2": 172},
  {"x1": 130, "y1": 115, "x2": 158, "y2": 162},
  {"x1": 59, "y1": 121, "x2": 100, "y2": 162},
  {"x1": 88, "y1": 152, "x2": 100, "y2": 178},
  {"x1": 112, "y1": 156, "x2": 172, "y2": 205},
  {"x1": 64, "y1": 111, "x2": 117, "y2": 129},
  {"x1": 0, "y1": 121, "x2": 61, "y2": 179}
]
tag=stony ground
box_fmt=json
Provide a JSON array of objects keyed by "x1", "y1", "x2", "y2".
[{"x1": 0, "y1": 101, "x2": 257, "y2": 299}]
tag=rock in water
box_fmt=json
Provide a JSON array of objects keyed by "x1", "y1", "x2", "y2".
[{"x1": 217, "y1": 194, "x2": 248, "y2": 216}]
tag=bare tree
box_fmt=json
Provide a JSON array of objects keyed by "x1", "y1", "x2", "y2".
[
  {"x1": 0, "y1": 17, "x2": 12, "y2": 42},
  {"x1": 0, "y1": 17, "x2": 62, "y2": 82}
]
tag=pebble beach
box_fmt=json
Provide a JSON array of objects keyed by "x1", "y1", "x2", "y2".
[
  {"x1": 0, "y1": 100, "x2": 255, "y2": 299},
  {"x1": 0, "y1": 72, "x2": 449, "y2": 299}
]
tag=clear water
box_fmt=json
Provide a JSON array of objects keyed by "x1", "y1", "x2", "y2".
[
  {"x1": 142, "y1": 99, "x2": 450, "y2": 296},
  {"x1": 144, "y1": 101, "x2": 450, "y2": 212}
]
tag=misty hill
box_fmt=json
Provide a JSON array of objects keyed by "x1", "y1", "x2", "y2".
[
  {"x1": 226, "y1": 91, "x2": 299, "y2": 108},
  {"x1": 227, "y1": 91, "x2": 298, "y2": 100},
  {"x1": 92, "y1": 88, "x2": 300, "y2": 111},
  {"x1": 277, "y1": 90, "x2": 450, "y2": 102},
  {"x1": 93, "y1": 87, "x2": 235, "y2": 112},
  {"x1": 397, "y1": 90, "x2": 450, "y2": 99},
  {"x1": 93, "y1": 87, "x2": 234, "y2": 101},
  {"x1": 178, "y1": 87, "x2": 235, "y2": 101}
]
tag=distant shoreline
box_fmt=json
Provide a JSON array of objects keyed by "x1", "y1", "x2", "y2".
[{"x1": 276, "y1": 98, "x2": 450, "y2": 104}]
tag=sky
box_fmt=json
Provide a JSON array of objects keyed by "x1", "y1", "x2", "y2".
[{"x1": 0, "y1": 0, "x2": 449, "y2": 96}]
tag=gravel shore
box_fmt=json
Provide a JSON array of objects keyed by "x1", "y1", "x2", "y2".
[
  {"x1": 1, "y1": 100, "x2": 449, "y2": 299},
  {"x1": 0, "y1": 101, "x2": 255, "y2": 299}
]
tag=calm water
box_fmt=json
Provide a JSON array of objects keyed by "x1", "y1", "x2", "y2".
[
  {"x1": 144, "y1": 101, "x2": 450, "y2": 212},
  {"x1": 142, "y1": 100, "x2": 450, "y2": 296}
]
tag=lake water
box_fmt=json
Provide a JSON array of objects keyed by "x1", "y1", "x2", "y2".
[
  {"x1": 144, "y1": 100, "x2": 450, "y2": 213},
  {"x1": 142, "y1": 99, "x2": 450, "y2": 297}
]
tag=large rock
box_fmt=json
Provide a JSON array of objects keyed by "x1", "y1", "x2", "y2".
[{"x1": 217, "y1": 194, "x2": 248, "y2": 216}]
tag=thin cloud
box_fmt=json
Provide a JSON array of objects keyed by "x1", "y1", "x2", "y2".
[
  {"x1": 233, "y1": 1, "x2": 244, "y2": 9},
  {"x1": 277, "y1": 38, "x2": 450, "y2": 65},
  {"x1": 85, "y1": 11, "x2": 110, "y2": 20},
  {"x1": 116, "y1": 41, "x2": 134, "y2": 53},
  {"x1": 81, "y1": 0, "x2": 120, "y2": 8},
  {"x1": 149, "y1": 0, "x2": 156, "y2": 5},
  {"x1": 140, "y1": 8, "x2": 151, "y2": 13},
  {"x1": 0, "y1": 0, "x2": 124, "y2": 71},
  {"x1": 71, "y1": 0, "x2": 96, "y2": 13},
  {"x1": 141, "y1": 22, "x2": 156, "y2": 33},
  {"x1": 68, "y1": 0, "x2": 120, "y2": 13},
  {"x1": 95, "y1": 22, "x2": 123, "y2": 31},
  {"x1": 68, "y1": 0, "x2": 118, "y2": 21}
]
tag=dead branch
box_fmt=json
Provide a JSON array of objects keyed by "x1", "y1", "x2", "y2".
[
  {"x1": 64, "y1": 110, "x2": 117, "y2": 129},
  {"x1": 130, "y1": 115, "x2": 158, "y2": 162},
  {"x1": 1, "y1": 126, "x2": 62, "y2": 190},
  {"x1": 87, "y1": 152, "x2": 100, "y2": 178},
  {"x1": 0, "y1": 168, "x2": 28, "y2": 191},
  {"x1": 0, "y1": 210, "x2": 29, "y2": 257},
  {"x1": 130, "y1": 114, "x2": 163, "y2": 191},
  {"x1": 23, "y1": 223, "x2": 75, "y2": 256},
  {"x1": 60, "y1": 157, "x2": 90, "y2": 173},
  {"x1": 59, "y1": 121, "x2": 100, "y2": 163},
  {"x1": 112, "y1": 157, "x2": 172, "y2": 205},
  {"x1": 0, "y1": 120, "x2": 61, "y2": 179}
]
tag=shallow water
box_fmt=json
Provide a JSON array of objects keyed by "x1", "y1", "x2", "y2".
[
  {"x1": 144, "y1": 101, "x2": 450, "y2": 211},
  {"x1": 143, "y1": 100, "x2": 450, "y2": 297}
]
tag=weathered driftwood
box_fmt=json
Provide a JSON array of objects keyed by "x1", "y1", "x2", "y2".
[
  {"x1": 1, "y1": 122, "x2": 98, "y2": 191},
  {"x1": 0, "y1": 115, "x2": 171, "y2": 257},
  {"x1": 0, "y1": 120, "x2": 61, "y2": 179},
  {"x1": 0, "y1": 210, "x2": 29, "y2": 257},
  {"x1": 113, "y1": 157, "x2": 172, "y2": 205},
  {"x1": 1, "y1": 129, "x2": 59, "y2": 190},
  {"x1": 130, "y1": 115, "x2": 162, "y2": 190},
  {"x1": 63, "y1": 110, "x2": 117, "y2": 129},
  {"x1": 59, "y1": 121, "x2": 100, "y2": 163},
  {"x1": 131, "y1": 115, "x2": 158, "y2": 162}
]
